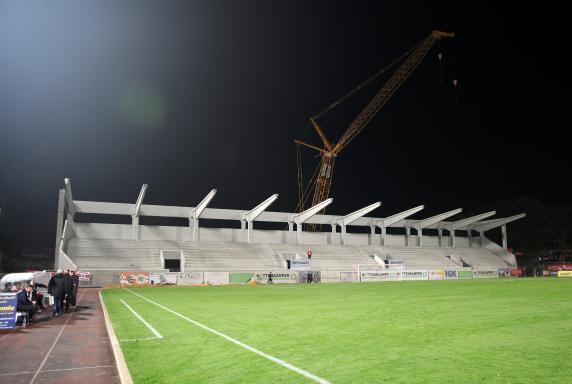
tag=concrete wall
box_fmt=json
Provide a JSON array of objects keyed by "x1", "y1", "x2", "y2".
[{"x1": 72, "y1": 222, "x2": 472, "y2": 248}]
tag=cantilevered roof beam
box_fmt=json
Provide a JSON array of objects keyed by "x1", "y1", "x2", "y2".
[
  {"x1": 447, "y1": 211, "x2": 496, "y2": 232},
  {"x1": 132, "y1": 184, "x2": 148, "y2": 240},
  {"x1": 189, "y1": 189, "x2": 217, "y2": 241},
  {"x1": 64, "y1": 178, "x2": 76, "y2": 219},
  {"x1": 335, "y1": 202, "x2": 381, "y2": 244},
  {"x1": 133, "y1": 184, "x2": 148, "y2": 217},
  {"x1": 376, "y1": 205, "x2": 424, "y2": 229},
  {"x1": 290, "y1": 198, "x2": 333, "y2": 244},
  {"x1": 445, "y1": 210, "x2": 496, "y2": 248},
  {"x1": 414, "y1": 208, "x2": 462, "y2": 247},
  {"x1": 470, "y1": 214, "x2": 526, "y2": 232},
  {"x1": 471, "y1": 213, "x2": 526, "y2": 249},
  {"x1": 374, "y1": 205, "x2": 424, "y2": 246},
  {"x1": 242, "y1": 194, "x2": 279, "y2": 242}
]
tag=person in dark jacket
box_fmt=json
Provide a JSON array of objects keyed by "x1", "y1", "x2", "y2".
[
  {"x1": 71, "y1": 271, "x2": 80, "y2": 306},
  {"x1": 63, "y1": 270, "x2": 74, "y2": 311},
  {"x1": 48, "y1": 270, "x2": 66, "y2": 317},
  {"x1": 29, "y1": 281, "x2": 45, "y2": 310},
  {"x1": 17, "y1": 284, "x2": 38, "y2": 324}
]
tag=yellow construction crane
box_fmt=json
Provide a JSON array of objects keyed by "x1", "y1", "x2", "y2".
[{"x1": 295, "y1": 30, "x2": 454, "y2": 225}]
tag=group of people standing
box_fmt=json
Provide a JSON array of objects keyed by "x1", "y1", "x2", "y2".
[
  {"x1": 48, "y1": 269, "x2": 80, "y2": 317},
  {"x1": 15, "y1": 269, "x2": 80, "y2": 324}
]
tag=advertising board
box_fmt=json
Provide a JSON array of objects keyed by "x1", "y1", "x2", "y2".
[{"x1": 360, "y1": 270, "x2": 396, "y2": 282}]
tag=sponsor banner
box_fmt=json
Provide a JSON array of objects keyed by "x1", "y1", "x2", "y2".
[
  {"x1": 290, "y1": 259, "x2": 311, "y2": 271},
  {"x1": 177, "y1": 272, "x2": 204, "y2": 285},
  {"x1": 498, "y1": 268, "x2": 512, "y2": 277},
  {"x1": 340, "y1": 271, "x2": 357, "y2": 283},
  {"x1": 149, "y1": 272, "x2": 178, "y2": 285},
  {"x1": 0, "y1": 294, "x2": 17, "y2": 330},
  {"x1": 321, "y1": 271, "x2": 340, "y2": 283},
  {"x1": 547, "y1": 263, "x2": 572, "y2": 272},
  {"x1": 120, "y1": 272, "x2": 149, "y2": 286},
  {"x1": 360, "y1": 270, "x2": 396, "y2": 282},
  {"x1": 511, "y1": 269, "x2": 523, "y2": 277},
  {"x1": 204, "y1": 272, "x2": 229, "y2": 285},
  {"x1": 558, "y1": 270, "x2": 572, "y2": 278},
  {"x1": 388, "y1": 260, "x2": 405, "y2": 266},
  {"x1": 77, "y1": 271, "x2": 92, "y2": 286},
  {"x1": 458, "y1": 270, "x2": 473, "y2": 279},
  {"x1": 429, "y1": 270, "x2": 445, "y2": 280},
  {"x1": 445, "y1": 270, "x2": 459, "y2": 280},
  {"x1": 473, "y1": 269, "x2": 498, "y2": 279},
  {"x1": 229, "y1": 273, "x2": 253, "y2": 284},
  {"x1": 254, "y1": 271, "x2": 298, "y2": 284},
  {"x1": 400, "y1": 270, "x2": 429, "y2": 281}
]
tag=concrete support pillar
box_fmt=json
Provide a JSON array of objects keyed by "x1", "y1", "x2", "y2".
[
  {"x1": 450, "y1": 229, "x2": 456, "y2": 248},
  {"x1": 247, "y1": 221, "x2": 253, "y2": 243},
  {"x1": 132, "y1": 215, "x2": 139, "y2": 241},
  {"x1": 405, "y1": 227, "x2": 411, "y2": 247},
  {"x1": 190, "y1": 217, "x2": 199, "y2": 242},
  {"x1": 331, "y1": 224, "x2": 337, "y2": 245},
  {"x1": 296, "y1": 224, "x2": 302, "y2": 245},
  {"x1": 369, "y1": 225, "x2": 375, "y2": 245},
  {"x1": 288, "y1": 222, "x2": 294, "y2": 232},
  {"x1": 381, "y1": 226, "x2": 386, "y2": 246},
  {"x1": 417, "y1": 227, "x2": 423, "y2": 247},
  {"x1": 467, "y1": 230, "x2": 473, "y2": 247},
  {"x1": 241, "y1": 219, "x2": 246, "y2": 230},
  {"x1": 501, "y1": 224, "x2": 507, "y2": 249},
  {"x1": 437, "y1": 227, "x2": 443, "y2": 247},
  {"x1": 480, "y1": 230, "x2": 485, "y2": 247},
  {"x1": 54, "y1": 189, "x2": 66, "y2": 268}
]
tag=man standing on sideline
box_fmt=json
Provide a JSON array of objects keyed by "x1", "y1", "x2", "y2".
[
  {"x1": 48, "y1": 270, "x2": 66, "y2": 317},
  {"x1": 63, "y1": 270, "x2": 74, "y2": 311},
  {"x1": 267, "y1": 272, "x2": 273, "y2": 284},
  {"x1": 70, "y1": 271, "x2": 79, "y2": 307}
]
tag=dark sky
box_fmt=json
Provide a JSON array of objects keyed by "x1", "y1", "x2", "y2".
[{"x1": 0, "y1": 1, "x2": 567, "y2": 247}]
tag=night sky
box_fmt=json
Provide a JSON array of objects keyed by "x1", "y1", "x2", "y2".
[{"x1": 0, "y1": 1, "x2": 567, "y2": 248}]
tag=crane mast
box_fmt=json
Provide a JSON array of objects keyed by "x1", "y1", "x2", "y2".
[{"x1": 297, "y1": 31, "x2": 454, "y2": 221}]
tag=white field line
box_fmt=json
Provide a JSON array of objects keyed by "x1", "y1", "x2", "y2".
[
  {"x1": 124, "y1": 288, "x2": 332, "y2": 384},
  {"x1": 120, "y1": 337, "x2": 162, "y2": 342},
  {"x1": 119, "y1": 299, "x2": 163, "y2": 340}
]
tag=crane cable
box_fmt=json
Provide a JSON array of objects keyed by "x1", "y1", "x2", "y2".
[
  {"x1": 311, "y1": 40, "x2": 423, "y2": 121},
  {"x1": 295, "y1": 144, "x2": 321, "y2": 213}
]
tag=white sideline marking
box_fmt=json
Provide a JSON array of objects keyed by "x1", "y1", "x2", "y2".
[
  {"x1": 119, "y1": 299, "x2": 163, "y2": 340},
  {"x1": 120, "y1": 337, "x2": 162, "y2": 342},
  {"x1": 0, "y1": 365, "x2": 115, "y2": 377},
  {"x1": 124, "y1": 289, "x2": 332, "y2": 384}
]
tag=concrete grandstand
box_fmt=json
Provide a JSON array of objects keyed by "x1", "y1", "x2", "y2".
[{"x1": 54, "y1": 179, "x2": 525, "y2": 285}]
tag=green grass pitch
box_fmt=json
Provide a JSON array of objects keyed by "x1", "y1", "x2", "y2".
[{"x1": 101, "y1": 278, "x2": 572, "y2": 383}]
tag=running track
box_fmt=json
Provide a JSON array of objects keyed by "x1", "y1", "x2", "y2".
[{"x1": 0, "y1": 288, "x2": 119, "y2": 384}]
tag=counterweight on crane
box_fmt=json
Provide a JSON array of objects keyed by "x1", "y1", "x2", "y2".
[{"x1": 295, "y1": 30, "x2": 454, "y2": 228}]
